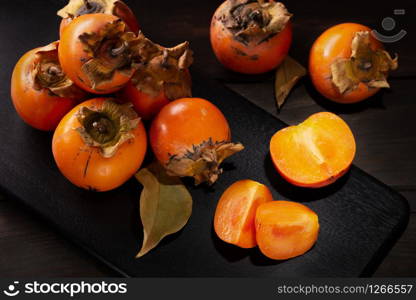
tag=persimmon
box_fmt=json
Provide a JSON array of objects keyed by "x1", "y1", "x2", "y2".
[
  {"x1": 214, "y1": 180, "x2": 273, "y2": 248},
  {"x1": 59, "y1": 14, "x2": 140, "y2": 94},
  {"x1": 255, "y1": 201, "x2": 319, "y2": 260},
  {"x1": 270, "y1": 112, "x2": 356, "y2": 188},
  {"x1": 117, "y1": 42, "x2": 193, "y2": 120},
  {"x1": 210, "y1": 0, "x2": 292, "y2": 74},
  {"x1": 58, "y1": 0, "x2": 139, "y2": 36},
  {"x1": 11, "y1": 41, "x2": 86, "y2": 131},
  {"x1": 150, "y1": 98, "x2": 244, "y2": 185},
  {"x1": 309, "y1": 23, "x2": 398, "y2": 103},
  {"x1": 52, "y1": 98, "x2": 147, "y2": 191}
]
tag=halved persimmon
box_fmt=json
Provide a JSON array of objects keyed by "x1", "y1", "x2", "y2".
[
  {"x1": 270, "y1": 112, "x2": 356, "y2": 188},
  {"x1": 214, "y1": 180, "x2": 273, "y2": 248},
  {"x1": 255, "y1": 201, "x2": 319, "y2": 260}
]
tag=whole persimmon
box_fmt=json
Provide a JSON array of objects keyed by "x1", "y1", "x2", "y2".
[
  {"x1": 11, "y1": 41, "x2": 86, "y2": 131},
  {"x1": 309, "y1": 23, "x2": 398, "y2": 103},
  {"x1": 117, "y1": 40, "x2": 193, "y2": 120},
  {"x1": 150, "y1": 98, "x2": 244, "y2": 185},
  {"x1": 214, "y1": 180, "x2": 273, "y2": 248},
  {"x1": 59, "y1": 14, "x2": 142, "y2": 94},
  {"x1": 270, "y1": 112, "x2": 356, "y2": 188},
  {"x1": 58, "y1": 0, "x2": 139, "y2": 36},
  {"x1": 52, "y1": 98, "x2": 147, "y2": 191},
  {"x1": 210, "y1": 0, "x2": 292, "y2": 74},
  {"x1": 255, "y1": 201, "x2": 319, "y2": 260}
]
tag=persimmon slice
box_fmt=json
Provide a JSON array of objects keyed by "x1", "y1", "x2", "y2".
[
  {"x1": 214, "y1": 180, "x2": 273, "y2": 248},
  {"x1": 270, "y1": 112, "x2": 356, "y2": 188},
  {"x1": 255, "y1": 201, "x2": 319, "y2": 260}
]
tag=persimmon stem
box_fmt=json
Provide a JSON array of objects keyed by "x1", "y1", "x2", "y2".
[
  {"x1": 111, "y1": 42, "x2": 127, "y2": 56},
  {"x1": 92, "y1": 120, "x2": 108, "y2": 134},
  {"x1": 83, "y1": 0, "x2": 92, "y2": 10},
  {"x1": 47, "y1": 66, "x2": 60, "y2": 76}
]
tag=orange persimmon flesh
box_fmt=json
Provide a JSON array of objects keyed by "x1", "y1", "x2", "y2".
[
  {"x1": 270, "y1": 112, "x2": 356, "y2": 188},
  {"x1": 255, "y1": 201, "x2": 319, "y2": 260},
  {"x1": 214, "y1": 180, "x2": 273, "y2": 248}
]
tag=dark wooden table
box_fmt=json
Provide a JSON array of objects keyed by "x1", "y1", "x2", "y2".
[{"x1": 0, "y1": 0, "x2": 415, "y2": 277}]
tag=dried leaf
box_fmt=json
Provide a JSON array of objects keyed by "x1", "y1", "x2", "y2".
[
  {"x1": 330, "y1": 31, "x2": 398, "y2": 94},
  {"x1": 274, "y1": 56, "x2": 307, "y2": 109},
  {"x1": 135, "y1": 162, "x2": 192, "y2": 258}
]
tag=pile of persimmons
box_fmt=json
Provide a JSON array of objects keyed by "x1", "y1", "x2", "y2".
[{"x1": 11, "y1": 0, "x2": 398, "y2": 261}]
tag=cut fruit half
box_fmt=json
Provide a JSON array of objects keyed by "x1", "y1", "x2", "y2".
[
  {"x1": 214, "y1": 179, "x2": 273, "y2": 248},
  {"x1": 270, "y1": 112, "x2": 356, "y2": 188}
]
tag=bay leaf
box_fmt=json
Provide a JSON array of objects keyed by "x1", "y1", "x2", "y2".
[
  {"x1": 135, "y1": 162, "x2": 193, "y2": 258},
  {"x1": 275, "y1": 56, "x2": 307, "y2": 109}
]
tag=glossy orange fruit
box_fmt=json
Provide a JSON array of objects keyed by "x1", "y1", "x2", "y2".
[
  {"x1": 255, "y1": 201, "x2": 319, "y2": 260},
  {"x1": 210, "y1": 0, "x2": 292, "y2": 74},
  {"x1": 52, "y1": 98, "x2": 147, "y2": 191},
  {"x1": 150, "y1": 97, "x2": 243, "y2": 184},
  {"x1": 11, "y1": 42, "x2": 85, "y2": 131},
  {"x1": 59, "y1": 14, "x2": 137, "y2": 94},
  {"x1": 309, "y1": 23, "x2": 396, "y2": 103}
]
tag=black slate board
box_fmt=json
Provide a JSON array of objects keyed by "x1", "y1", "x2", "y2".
[
  {"x1": 0, "y1": 70, "x2": 409, "y2": 277},
  {"x1": 0, "y1": 1, "x2": 409, "y2": 277}
]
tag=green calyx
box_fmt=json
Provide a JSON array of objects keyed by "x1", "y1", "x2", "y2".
[{"x1": 76, "y1": 100, "x2": 140, "y2": 158}]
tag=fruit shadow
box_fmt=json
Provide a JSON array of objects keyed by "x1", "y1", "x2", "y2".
[
  {"x1": 211, "y1": 224, "x2": 284, "y2": 267},
  {"x1": 304, "y1": 76, "x2": 386, "y2": 114},
  {"x1": 263, "y1": 153, "x2": 350, "y2": 202}
]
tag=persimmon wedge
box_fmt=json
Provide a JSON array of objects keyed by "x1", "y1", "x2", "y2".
[
  {"x1": 270, "y1": 112, "x2": 356, "y2": 188},
  {"x1": 255, "y1": 201, "x2": 319, "y2": 260},
  {"x1": 214, "y1": 180, "x2": 273, "y2": 248}
]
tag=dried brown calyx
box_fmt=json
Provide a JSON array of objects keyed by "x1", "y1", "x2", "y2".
[
  {"x1": 76, "y1": 100, "x2": 140, "y2": 158},
  {"x1": 33, "y1": 42, "x2": 85, "y2": 98},
  {"x1": 166, "y1": 138, "x2": 244, "y2": 185},
  {"x1": 219, "y1": 0, "x2": 292, "y2": 45},
  {"x1": 79, "y1": 19, "x2": 142, "y2": 89},
  {"x1": 130, "y1": 33, "x2": 193, "y2": 99},
  {"x1": 57, "y1": 0, "x2": 119, "y2": 19},
  {"x1": 331, "y1": 31, "x2": 398, "y2": 94}
]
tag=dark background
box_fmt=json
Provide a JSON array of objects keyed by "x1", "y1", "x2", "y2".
[{"x1": 0, "y1": 0, "x2": 415, "y2": 276}]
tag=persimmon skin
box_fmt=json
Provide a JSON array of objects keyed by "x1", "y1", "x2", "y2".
[
  {"x1": 210, "y1": 1, "x2": 292, "y2": 74},
  {"x1": 270, "y1": 112, "x2": 356, "y2": 188},
  {"x1": 150, "y1": 98, "x2": 231, "y2": 165},
  {"x1": 309, "y1": 23, "x2": 383, "y2": 103},
  {"x1": 118, "y1": 81, "x2": 170, "y2": 120},
  {"x1": 59, "y1": 17, "x2": 72, "y2": 37},
  {"x1": 59, "y1": 14, "x2": 132, "y2": 94},
  {"x1": 52, "y1": 98, "x2": 147, "y2": 192},
  {"x1": 11, "y1": 47, "x2": 80, "y2": 131},
  {"x1": 214, "y1": 180, "x2": 273, "y2": 248},
  {"x1": 59, "y1": 0, "x2": 139, "y2": 37},
  {"x1": 255, "y1": 201, "x2": 319, "y2": 260}
]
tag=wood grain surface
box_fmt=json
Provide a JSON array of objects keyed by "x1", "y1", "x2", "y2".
[{"x1": 0, "y1": 0, "x2": 415, "y2": 277}]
